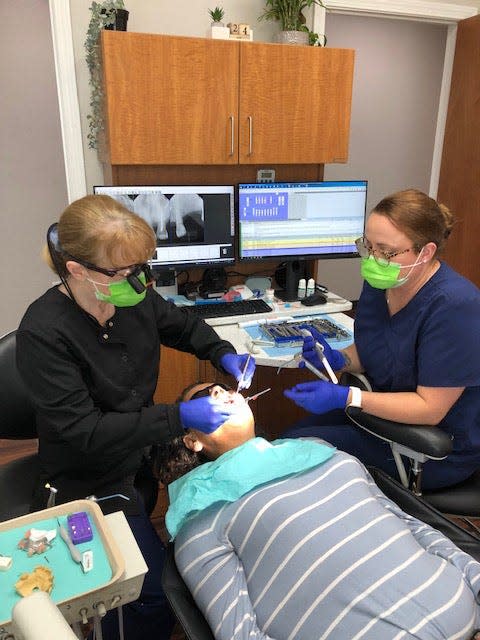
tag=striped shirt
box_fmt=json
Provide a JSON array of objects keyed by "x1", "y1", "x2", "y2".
[{"x1": 175, "y1": 450, "x2": 480, "y2": 640}]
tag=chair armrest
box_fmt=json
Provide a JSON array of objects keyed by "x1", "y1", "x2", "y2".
[{"x1": 345, "y1": 406, "x2": 453, "y2": 460}]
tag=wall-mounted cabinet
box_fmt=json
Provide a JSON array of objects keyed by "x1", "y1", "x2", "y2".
[{"x1": 101, "y1": 32, "x2": 354, "y2": 166}]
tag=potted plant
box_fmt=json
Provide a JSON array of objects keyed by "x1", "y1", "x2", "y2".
[
  {"x1": 84, "y1": 1, "x2": 128, "y2": 150},
  {"x1": 258, "y1": 0, "x2": 325, "y2": 45},
  {"x1": 208, "y1": 6, "x2": 225, "y2": 27}
]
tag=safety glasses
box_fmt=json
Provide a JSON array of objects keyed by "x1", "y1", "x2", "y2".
[{"x1": 189, "y1": 383, "x2": 232, "y2": 401}]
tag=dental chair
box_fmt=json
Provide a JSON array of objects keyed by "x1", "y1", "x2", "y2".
[
  {"x1": 341, "y1": 372, "x2": 480, "y2": 530},
  {"x1": 0, "y1": 330, "x2": 158, "y2": 522},
  {"x1": 162, "y1": 465, "x2": 480, "y2": 640}
]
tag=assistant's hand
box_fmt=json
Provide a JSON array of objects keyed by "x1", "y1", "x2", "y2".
[
  {"x1": 220, "y1": 352, "x2": 256, "y2": 390},
  {"x1": 284, "y1": 380, "x2": 349, "y2": 415},
  {"x1": 300, "y1": 328, "x2": 346, "y2": 372},
  {"x1": 179, "y1": 396, "x2": 235, "y2": 434}
]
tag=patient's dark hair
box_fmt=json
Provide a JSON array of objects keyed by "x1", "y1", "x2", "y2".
[
  {"x1": 153, "y1": 437, "x2": 202, "y2": 485},
  {"x1": 152, "y1": 382, "x2": 205, "y2": 485}
]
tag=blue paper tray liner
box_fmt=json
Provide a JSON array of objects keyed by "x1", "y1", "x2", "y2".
[{"x1": 244, "y1": 314, "x2": 353, "y2": 358}]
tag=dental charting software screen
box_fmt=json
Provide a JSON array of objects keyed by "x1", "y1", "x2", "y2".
[
  {"x1": 93, "y1": 185, "x2": 235, "y2": 268},
  {"x1": 238, "y1": 181, "x2": 367, "y2": 261}
]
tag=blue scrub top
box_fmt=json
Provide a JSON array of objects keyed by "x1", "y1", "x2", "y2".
[{"x1": 355, "y1": 261, "x2": 480, "y2": 462}]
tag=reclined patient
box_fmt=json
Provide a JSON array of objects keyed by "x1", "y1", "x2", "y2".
[{"x1": 155, "y1": 382, "x2": 480, "y2": 640}]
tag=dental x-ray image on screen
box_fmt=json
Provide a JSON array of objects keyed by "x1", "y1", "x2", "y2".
[{"x1": 93, "y1": 185, "x2": 235, "y2": 269}]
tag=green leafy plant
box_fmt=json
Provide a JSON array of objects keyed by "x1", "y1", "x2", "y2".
[
  {"x1": 85, "y1": 0, "x2": 126, "y2": 150},
  {"x1": 300, "y1": 25, "x2": 327, "y2": 46},
  {"x1": 258, "y1": 0, "x2": 325, "y2": 32},
  {"x1": 208, "y1": 6, "x2": 225, "y2": 23}
]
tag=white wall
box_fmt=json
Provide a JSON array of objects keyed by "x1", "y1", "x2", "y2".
[
  {"x1": 319, "y1": 14, "x2": 447, "y2": 300},
  {"x1": 1, "y1": 1, "x2": 68, "y2": 335}
]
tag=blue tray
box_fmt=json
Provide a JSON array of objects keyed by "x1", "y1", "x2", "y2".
[
  {"x1": 0, "y1": 500, "x2": 124, "y2": 625},
  {"x1": 244, "y1": 314, "x2": 353, "y2": 359}
]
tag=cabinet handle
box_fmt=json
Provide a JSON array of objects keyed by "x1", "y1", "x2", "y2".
[
  {"x1": 229, "y1": 115, "x2": 235, "y2": 156},
  {"x1": 248, "y1": 116, "x2": 253, "y2": 156}
]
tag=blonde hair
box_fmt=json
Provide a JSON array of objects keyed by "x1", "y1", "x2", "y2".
[
  {"x1": 43, "y1": 194, "x2": 156, "y2": 274},
  {"x1": 372, "y1": 189, "x2": 455, "y2": 256}
]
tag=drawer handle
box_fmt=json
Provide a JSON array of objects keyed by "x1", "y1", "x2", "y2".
[
  {"x1": 229, "y1": 115, "x2": 235, "y2": 156},
  {"x1": 248, "y1": 116, "x2": 253, "y2": 155}
]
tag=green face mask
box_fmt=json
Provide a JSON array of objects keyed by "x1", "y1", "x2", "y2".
[
  {"x1": 89, "y1": 273, "x2": 147, "y2": 307},
  {"x1": 360, "y1": 250, "x2": 425, "y2": 290},
  {"x1": 360, "y1": 256, "x2": 404, "y2": 290}
]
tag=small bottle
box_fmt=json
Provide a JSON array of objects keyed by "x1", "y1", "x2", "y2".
[
  {"x1": 264, "y1": 288, "x2": 275, "y2": 303},
  {"x1": 297, "y1": 278, "x2": 306, "y2": 299},
  {"x1": 306, "y1": 278, "x2": 315, "y2": 297}
]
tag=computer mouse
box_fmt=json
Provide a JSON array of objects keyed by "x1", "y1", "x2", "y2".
[{"x1": 301, "y1": 292, "x2": 327, "y2": 306}]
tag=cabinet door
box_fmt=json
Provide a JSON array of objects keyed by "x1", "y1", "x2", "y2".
[
  {"x1": 238, "y1": 43, "x2": 354, "y2": 164},
  {"x1": 437, "y1": 15, "x2": 480, "y2": 287},
  {"x1": 101, "y1": 32, "x2": 239, "y2": 165}
]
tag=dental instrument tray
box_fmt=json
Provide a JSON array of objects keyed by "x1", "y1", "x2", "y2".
[{"x1": 259, "y1": 318, "x2": 351, "y2": 346}]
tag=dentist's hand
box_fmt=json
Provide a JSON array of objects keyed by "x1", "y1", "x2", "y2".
[
  {"x1": 284, "y1": 380, "x2": 349, "y2": 415},
  {"x1": 220, "y1": 353, "x2": 256, "y2": 390},
  {"x1": 300, "y1": 328, "x2": 346, "y2": 372},
  {"x1": 179, "y1": 396, "x2": 235, "y2": 434}
]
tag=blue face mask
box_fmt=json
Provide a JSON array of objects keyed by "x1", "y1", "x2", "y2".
[{"x1": 88, "y1": 273, "x2": 147, "y2": 307}]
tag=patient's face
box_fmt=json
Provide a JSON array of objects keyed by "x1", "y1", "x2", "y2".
[{"x1": 183, "y1": 383, "x2": 255, "y2": 459}]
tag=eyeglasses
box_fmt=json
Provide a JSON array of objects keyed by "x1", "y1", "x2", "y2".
[
  {"x1": 71, "y1": 259, "x2": 146, "y2": 279},
  {"x1": 355, "y1": 237, "x2": 414, "y2": 265},
  {"x1": 189, "y1": 383, "x2": 232, "y2": 401}
]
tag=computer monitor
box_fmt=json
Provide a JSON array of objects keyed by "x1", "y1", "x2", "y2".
[
  {"x1": 238, "y1": 180, "x2": 367, "y2": 300},
  {"x1": 93, "y1": 185, "x2": 235, "y2": 274}
]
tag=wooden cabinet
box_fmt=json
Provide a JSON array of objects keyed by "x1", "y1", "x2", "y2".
[
  {"x1": 437, "y1": 15, "x2": 480, "y2": 288},
  {"x1": 101, "y1": 32, "x2": 354, "y2": 166},
  {"x1": 237, "y1": 42, "x2": 353, "y2": 164}
]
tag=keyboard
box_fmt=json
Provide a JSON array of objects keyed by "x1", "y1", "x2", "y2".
[{"x1": 186, "y1": 298, "x2": 273, "y2": 319}]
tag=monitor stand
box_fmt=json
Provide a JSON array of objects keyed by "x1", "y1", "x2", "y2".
[
  {"x1": 274, "y1": 260, "x2": 304, "y2": 302},
  {"x1": 153, "y1": 268, "x2": 178, "y2": 298}
]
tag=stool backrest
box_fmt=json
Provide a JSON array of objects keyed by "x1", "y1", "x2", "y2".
[{"x1": 0, "y1": 331, "x2": 37, "y2": 439}]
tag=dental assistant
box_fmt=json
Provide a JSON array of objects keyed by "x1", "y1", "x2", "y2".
[
  {"x1": 284, "y1": 189, "x2": 480, "y2": 490},
  {"x1": 16, "y1": 194, "x2": 255, "y2": 640}
]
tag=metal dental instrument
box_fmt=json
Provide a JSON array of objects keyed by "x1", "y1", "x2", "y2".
[
  {"x1": 277, "y1": 352, "x2": 303, "y2": 375},
  {"x1": 245, "y1": 387, "x2": 272, "y2": 403},
  {"x1": 276, "y1": 352, "x2": 328, "y2": 380},
  {"x1": 86, "y1": 493, "x2": 130, "y2": 503},
  {"x1": 45, "y1": 483, "x2": 58, "y2": 508},
  {"x1": 236, "y1": 353, "x2": 252, "y2": 392}
]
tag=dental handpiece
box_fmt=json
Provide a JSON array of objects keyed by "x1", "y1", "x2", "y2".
[
  {"x1": 299, "y1": 329, "x2": 338, "y2": 384},
  {"x1": 236, "y1": 353, "x2": 252, "y2": 392},
  {"x1": 315, "y1": 343, "x2": 339, "y2": 384}
]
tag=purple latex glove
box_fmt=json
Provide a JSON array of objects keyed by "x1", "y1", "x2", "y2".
[
  {"x1": 300, "y1": 328, "x2": 346, "y2": 373},
  {"x1": 220, "y1": 352, "x2": 256, "y2": 390},
  {"x1": 284, "y1": 380, "x2": 349, "y2": 415},
  {"x1": 179, "y1": 395, "x2": 235, "y2": 434}
]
